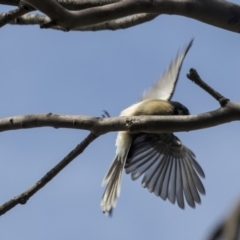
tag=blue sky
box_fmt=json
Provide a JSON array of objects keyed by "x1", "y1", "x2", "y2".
[{"x1": 1, "y1": 3, "x2": 240, "y2": 240}]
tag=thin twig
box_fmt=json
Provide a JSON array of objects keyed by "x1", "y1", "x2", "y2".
[
  {"x1": 187, "y1": 68, "x2": 230, "y2": 107},
  {"x1": 0, "y1": 132, "x2": 98, "y2": 216}
]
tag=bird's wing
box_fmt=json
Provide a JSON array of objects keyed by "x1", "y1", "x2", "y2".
[
  {"x1": 125, "y1": 133, "x2": 205, "y2": 209},
  {"x1": 141, "y1": 38, "x2": 194, "y2": 101}
]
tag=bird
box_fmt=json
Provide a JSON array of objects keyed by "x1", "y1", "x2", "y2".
[{"x1": 100, "y1": 39, "x2": 205, "y2": 214}]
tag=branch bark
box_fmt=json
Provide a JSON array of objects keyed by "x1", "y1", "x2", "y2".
[
  {"x1": 0, "y1": 0, "x2": 120, "y2": 10},
  {"x1": 0, "y1": 13, "x2": 158, "y2": 31},
  {"x1": 17, "y1": 0, "x2": 240, "y2": 33},
  {"x1": 0, "y1": 101, "x2": 239, "y2": 135},
  {"x1": 0, "y1": 2, "x2": 34, "y2": 27},
  {"x1": 1, "y1": 0, "x2": 240, "y2": 33}
]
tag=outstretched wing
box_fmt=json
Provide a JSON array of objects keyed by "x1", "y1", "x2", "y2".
[
  {"x1": 141, "y1": 38, "x2": 194, "y2": 101},
  {"x1": 125, "y1": 133, "x2": 205, "y2": 209}
]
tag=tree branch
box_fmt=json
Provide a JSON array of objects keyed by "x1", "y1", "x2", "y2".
[
  {"x1": 0, "y1": 132, "x2": 98, "y2": 216},
  {"x1": 187, "y1": 68, "x2": 229, "y2": 107},
  {"x1": 0, "y1": 101, "x2": 239, "y2": 135},
  {"x1": 1, "y1": 13, "x2": 158, "y2": 31},
  {"x1": 0, "y1": 2, "x2": 34, "y2": 27},
  {"x1": 0, "y1": 0, "x2": 122, "y2": 29},
  {"x1": 17, "y1": 0, "x2": 240, "y2": 33},
  {"x1": 0, "y1": 0, "x2": 19, "y2": 6},
  {"x1": 0, "y1": 0, "x2": 120, "y2": 10},
  {"x1": 2, "y1": 0, "x2": 240, "y2": 33},
  {"x1": 75, "y1": 13, "x2": 159, "y2": 31},
  {"x1": 0, "y1": 69, "x2": 237, "y2": 136}
]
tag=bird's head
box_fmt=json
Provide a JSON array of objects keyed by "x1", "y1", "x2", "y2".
[{"x1": 171, "y1": 101, "x2": 190, "y2": 115}]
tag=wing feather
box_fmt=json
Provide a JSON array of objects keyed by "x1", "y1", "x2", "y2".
[
  {"x1": 167, "y1": 157, "x2": 177, "y2": 204},
  {"x1": 176, "y1": 158, "x2": 184, "y2": 209},
  {"x1": 125, "y1": 133, "x2": 205, "y2": 209},
  {"x1": 141, "y1": 39, "x2": 194, "y2": 101}
]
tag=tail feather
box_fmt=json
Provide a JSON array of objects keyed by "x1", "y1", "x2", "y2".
[
  {"x1": 101, "y1": 155, "x2": 126, "y2": 213},
  {"x1": 101, "y1": 157, "x2": 119, "y2": 186},
  {"x1": 101, "y1": 130, "x2": 132, "y2": 213}
]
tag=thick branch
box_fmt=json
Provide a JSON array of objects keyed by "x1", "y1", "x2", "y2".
[
  {"x1": 0, "y1": 132, "x2": 98, "y2": 216},
  {"x1": 0, "y1": 101, "x2": 239, "y2": 135},
  {"x1": 0, "y1": 0, "x2": 19, "y2": 5},
  {"x1": 69, "y1": 13, "x2": 158, "y2": 30},
  {"x1": 0, "y1": 2, "x2": 34, "y2": 27},
  {"x1": 0, "y1": 0, "x2": 120, "y2": 10},
  {"x1": 0, "y1": 0, "x2": 122, "y2": 29},
  {"x1": 0, "y1": 69, "x2": 236, "y2": 135},
  {"x1": 19, "y1": 0, "x2": 240, "y2": 33},
  {"x1": 53, "y1": 0, "x2": 119, "y2": 10},
  {"x1": 1, "y1": 13, "x2": 158, "y2": 31},
  {"x1": 2, "y1": 0, "x2": 240, "y2": 33}
]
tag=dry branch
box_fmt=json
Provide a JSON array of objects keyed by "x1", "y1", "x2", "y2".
[
  {"x1": 0, "y1": 0, "x2": 120, "y2": 10},
  {"x1": 1, "y1": 0, "x2": 240, "y2": 33},
  {"x1": 0, "y1": 103, "x2": 238, "y2": 135},
  {"x1": 0, "y1": 2, "x2": 34, "y2": 27},
  {"x1": 0, "y1": 12, "x2": 158, "y2": 31},
  {"x1": 187, "y1": 68, "x2": 230, "y2": 107}
]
